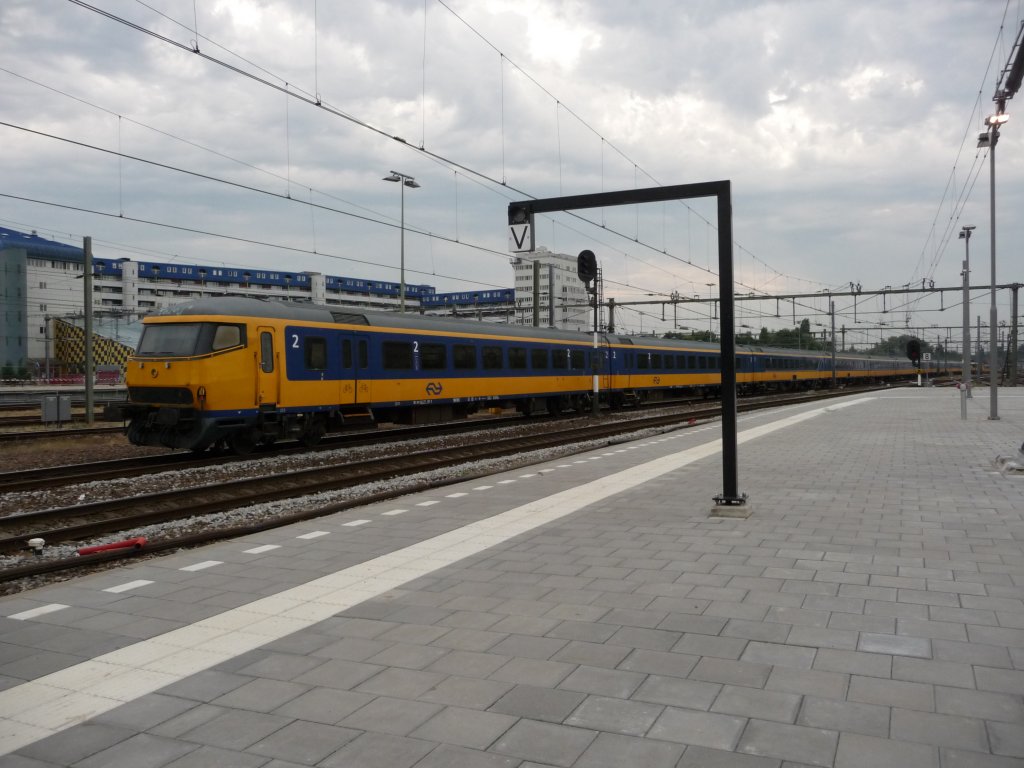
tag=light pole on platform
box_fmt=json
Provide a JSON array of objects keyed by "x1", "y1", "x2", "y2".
[{"x1": 382, "y1": 171, "x2": 421, "y2": 312}]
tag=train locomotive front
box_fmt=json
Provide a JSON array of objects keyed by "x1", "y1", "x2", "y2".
[
  {"x1": 121, "y1": 309, "x2": 264, "y2": 452},
  {"x1": 121, "y1": 299, "x2": 332, "y2": 453}
]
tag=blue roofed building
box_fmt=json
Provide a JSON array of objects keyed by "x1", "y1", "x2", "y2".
[{"x1": 0, "y1": 227, "x2": 516, "y2": 374}]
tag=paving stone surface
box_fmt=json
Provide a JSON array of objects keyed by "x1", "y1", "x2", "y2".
[{"x1": 1, "y1": 388, "x2": 1023, "y2": 767}]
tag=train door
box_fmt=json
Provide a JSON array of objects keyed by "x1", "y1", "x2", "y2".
[
  {"x1": 257, "y1": 326, "x2": 279, "y2": 406},
  {"x1": 599, "y1": 341, "x2": 613, "y2": 394},
  {"x1": 338, "y1": 333, "x2": 366, "y2": 405},
  {"x1": 353, "y1": 335, "x2": 370, "y2": 404}
]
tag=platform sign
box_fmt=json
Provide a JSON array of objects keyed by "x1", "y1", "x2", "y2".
[
  {"x1": 508, "y1": 223, "x2": 533, "y2": 252},
  {"x1": 922, "y1": 352, "x2": 931, "y2": 361},
  {"x1": 507, "y1": 204, "x2": 535, "y2": 252}
]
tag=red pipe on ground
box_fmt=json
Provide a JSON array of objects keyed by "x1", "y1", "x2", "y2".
[{"x1": 77, "y1": 537, "x2": 147, "y2": 556}]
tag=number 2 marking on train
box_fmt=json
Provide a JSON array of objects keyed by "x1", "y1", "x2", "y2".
[{"x1": 291, "y1": 334, "x2": 299, "y2": 348}]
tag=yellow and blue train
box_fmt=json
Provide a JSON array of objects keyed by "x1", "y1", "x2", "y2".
[{"x1": 119, "y1": 297, "x2": 921, "y2": 453}]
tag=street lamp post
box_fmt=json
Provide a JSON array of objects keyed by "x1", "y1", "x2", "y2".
[
  {"x1": 979, "y1": 113, "x2": 1007, "y2": 419},
  {"x1": 959, "y1": 225, "x2": 974, "y2": 397},
  {"x1": 382, "y1": 171, "x2": 421, "y2": 312}
]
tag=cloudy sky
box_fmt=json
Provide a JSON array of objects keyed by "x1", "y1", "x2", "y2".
[{"x1": 1, "y1": 0, "x2": 1021, "y2": 342}]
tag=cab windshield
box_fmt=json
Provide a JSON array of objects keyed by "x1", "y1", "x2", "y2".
[{"x1": 136, "y1": 322, "x2": 245, "y2": 357}]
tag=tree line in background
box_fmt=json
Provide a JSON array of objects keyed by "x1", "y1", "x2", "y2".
[{"x1": 665, "y1": 319, "x2": 1023, "y2": 361}]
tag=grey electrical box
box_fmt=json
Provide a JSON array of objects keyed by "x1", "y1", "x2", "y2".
[{"x1": 41, "y1": 395, "x2": 71, "y2": 424}]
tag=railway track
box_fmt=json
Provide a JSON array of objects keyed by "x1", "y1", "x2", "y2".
[
  {"x1": 0, "y1": 425, "x2": 124, "y2": 443},
  {"x1": 0, "y1": 385, "x2": 896, "y2": 584},
  {"x1": 0, "y1": 413, "x2": 108, "y2": 428},
  {"x1": 0, "y1": 409, "x2": 111, "y2": 428},
  {"x1": 0, "y1": 416, "x2": 526, "y2": 493}
]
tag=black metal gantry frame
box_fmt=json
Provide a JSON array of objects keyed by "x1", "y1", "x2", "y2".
[{"x1": 508, "y1": 180, "x2": 746, "y2": 507}]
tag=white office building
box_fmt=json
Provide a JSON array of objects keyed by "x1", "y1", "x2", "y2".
[{"x1": 510, "y1": 247, "x2": 591, "y2": 333}]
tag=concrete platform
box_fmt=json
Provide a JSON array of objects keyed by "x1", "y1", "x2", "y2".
[{"x1": 0, "y1": 387, "x2": 1022, "y2": 767}]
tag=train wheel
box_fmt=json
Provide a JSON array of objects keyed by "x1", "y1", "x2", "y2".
[
  {"x1": 229, "y1": 431, "x2": 256, "y2": 456},
  {"x1": 546, "y1": 397, "x2": 562, "y2": 416},
  {"x1": 520, "y1": 398, "x2": 547, "y2": 418},
  {"x1": 126, "y1": 417, "x2": 148, "y2": 446},
  {"x1": 301, "y1": 421, "x2": 326, "y2": 448}
]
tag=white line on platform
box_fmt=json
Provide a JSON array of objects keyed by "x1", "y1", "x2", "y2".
[
  {"x1": 178, "y1": 561, "x2": 222, "y2": 572},
  {"x1": 8, "y1": 604, "x2": 68, "y2": 621},
  {"x1": 103, "y1": 580, "x2": 154, "y2": 594},
  {"x1": 0, "y1": 397, "x2": 873, "y2": 755}
]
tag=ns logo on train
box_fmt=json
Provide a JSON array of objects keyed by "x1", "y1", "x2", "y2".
[{"x1": 425, "y1": 382, "x2": 443, "y2": 396}]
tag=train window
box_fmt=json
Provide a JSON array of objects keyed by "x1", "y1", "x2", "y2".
[
  {"x1": 687, "y1": 356, "x2": 697, "y2": 370},
  {"x1": 651, "y1": 353, "x2": 662, "y2": 369},
  {"x1": 552, "y1": 349, "x2": 568, "y2": 370},
  {"x1": 698, "y1": 356, "x2": 707, "y2": 369},
  {"x1": 454, "y1": 344, "x2": 476, "y2": 369},
  {"x1": 212, "y1": 325, "x2": 242, "y2": 351},
  {"x1": 342, "y1": 339, "x2": 352, "y2": 368},
  {"x1": 713, "y1": 357, "x2": 720, "y2": 370},
  {"x1": 570, "y1": 350, "x2": 585, "y2": 369},
  {"x1": 137, "y1": 322, "x2": 202, "y2": 356},
  {"x1": 482, "y1": 346, "x2": 503, "y2": 370},
  {"x1": 676, "y1": 355, "x2": 686, "y2": 368},
  {"x1": 260, "y1": 332, "x2": 273, "y2": 373},
  {"x1": 358, "y1": 340, "x2": 368, "y2": 369},
  {"x1": 509, "y1": 348, "x2": 528, "y2": 370},
  {"x1": 638, "y1": 354, "x2": 649, "y2": 370},
  {"x1": 304, "y1": 337, "x2": 328, "y2": 370},
  {"x1": 664, "y1": 355, "x2": 674, "y2": 370},
  {"x1": 421, "y1": 343, "x2": 446, "y2": 370},
  {"x1": 382, "y1": 341, "x2": 414, "y2": 370},
  {"x1": 531, "y1": 349, "x2": 548, "y2": 369}
]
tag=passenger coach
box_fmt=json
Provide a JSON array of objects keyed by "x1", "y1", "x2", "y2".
[{"x1": 117, "y1": 297, "x2": 918, "y2": 453}]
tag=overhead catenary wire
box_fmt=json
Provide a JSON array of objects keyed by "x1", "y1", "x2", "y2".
[
  {"x1": 14, "y1": 0, "x2": 1013, "y2": 341},
  {"x1": 67, "y1": 0, "x2": 829, "y2": 297}
]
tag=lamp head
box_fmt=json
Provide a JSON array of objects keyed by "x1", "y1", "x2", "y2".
[{"x1": 382, "y1": 173, "x2": 401, "y2": 182}]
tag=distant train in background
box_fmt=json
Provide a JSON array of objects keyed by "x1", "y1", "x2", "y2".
[{"x1": 116, "y1": 297, "x2": 929, "y2": 454}]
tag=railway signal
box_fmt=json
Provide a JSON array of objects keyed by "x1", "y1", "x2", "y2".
[
  {"x1": 906, "y1": 338, "x2": 921, "y2": 366},
  {"x1": 578, "y1": 250, "x2": 601, "y2": 417}
]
